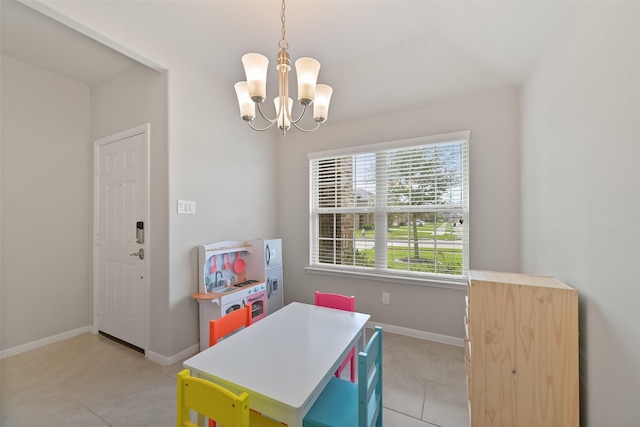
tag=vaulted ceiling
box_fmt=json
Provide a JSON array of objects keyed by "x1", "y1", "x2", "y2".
[{"x1": 1, "y1": 0, "x2": 581, "y2": 123}]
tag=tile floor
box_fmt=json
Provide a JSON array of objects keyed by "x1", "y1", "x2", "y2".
[{"x1": 1, "y1": 331, "x2": 469, "y2": 426}]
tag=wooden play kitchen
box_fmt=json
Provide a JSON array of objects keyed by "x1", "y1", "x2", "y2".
[
  {"x1": 465, "y1": 270, "x2": 579, "y2": 427},
  {"x1": 191, "y1": 239, "x2": 284, "y2": 351}
]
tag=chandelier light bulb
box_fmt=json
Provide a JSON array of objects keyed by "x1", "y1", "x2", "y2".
[
  {"x1": 313, "y1": 84, "x2": 333, "y2": 122},
  {"x1": 274, "y1": 96, "x2": 293, "y2": 130},
  {"x1": 295, "y1": 57, "x2": 320, "y2": 104},
  {"x1": 234, "y1": 82, "x2": 255, "y2": 121},
  {"x1": 242, "y1": 53, "x2": 269, "y2": 102}
]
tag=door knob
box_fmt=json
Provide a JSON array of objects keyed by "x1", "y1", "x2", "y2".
[{"x1": 129, "y1": 248, "x2": 144, "y2": 260}]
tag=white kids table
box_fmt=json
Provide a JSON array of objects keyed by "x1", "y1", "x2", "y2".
[{"x1": 183, "y1": 302, "x2": 370, "y2": 426}]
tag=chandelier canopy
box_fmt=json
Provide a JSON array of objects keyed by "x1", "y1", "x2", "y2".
[{"x1": 234, "y1": 0, "x2": 333, "y2": 137}]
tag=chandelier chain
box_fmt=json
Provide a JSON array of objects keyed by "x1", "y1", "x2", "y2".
[{"x1": 279, "y1": 0, "x2": 288, "y2": 50}]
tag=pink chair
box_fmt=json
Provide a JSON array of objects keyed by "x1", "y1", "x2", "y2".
[{"x1": 314, "y1": 291, "x2": 357, "y2": 383}]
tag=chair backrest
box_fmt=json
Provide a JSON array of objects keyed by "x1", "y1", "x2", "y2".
[
  {"x1": 209, "y1": 305, "x2": 252, "y2": 347},
  {"x1": 358, "y1": 326, "x2": 383, "y2": 427},
  {"x1": 176, "y1": 369, "x2": 250, "y2": 427},
  {"x1": 314, "y1": 291, "x2": 355, "y2": 312}
]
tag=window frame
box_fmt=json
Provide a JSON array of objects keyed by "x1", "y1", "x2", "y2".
[{"x1": 306, "y1": 131, "x2": 470, "y2": 289}]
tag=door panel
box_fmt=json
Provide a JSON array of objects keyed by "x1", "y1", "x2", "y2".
[{"x1": 96, "y1": 128, "x2": 147, "y2": 350}]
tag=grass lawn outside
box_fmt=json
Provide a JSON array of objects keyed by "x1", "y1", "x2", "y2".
[
  {"x1": 343, "y1": 245, "x2": 463, "y2": 275},
  {"x1": 338, "y1": 223, "x2": 464, "y2": 275}
]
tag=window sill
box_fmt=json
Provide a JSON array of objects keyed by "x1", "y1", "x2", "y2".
[{"x1": 304, "y1": 266, "x2": 468, "y2": 291}]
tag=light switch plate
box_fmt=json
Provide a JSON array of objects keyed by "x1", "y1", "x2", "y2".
[{"x1": 177, "y1": 200, "x2": 196, "y2": 214}]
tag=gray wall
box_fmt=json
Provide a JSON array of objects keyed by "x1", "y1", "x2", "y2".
[
  {"x1": 1, "y1": 1, "x2": 278, "y2": 359},
  {"x1": 1, "y1": 54, "x2": 92, "y2": 349},
  {"x1": 520, "y1": 3, "x2": 640, "y2": 425},
  {"x1": 277, "y1": 89, "x2": 521, "y2": 339},
  {"x1": 0, "y1": 56, "x2": 169, "y2": 355},
  {"x1": 91, "y1": 63, "x2": 169, "y2": 356},
  {"x1": 165, "y1": 61, "x2": 278, "y2": 356}
]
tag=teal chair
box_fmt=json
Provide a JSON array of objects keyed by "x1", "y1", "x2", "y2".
[{"x1": 303, "y1": 326, "x2": 383, "y2": 427}]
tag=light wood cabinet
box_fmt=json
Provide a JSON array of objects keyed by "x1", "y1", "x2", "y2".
[{"x1": 465, "y1": 270, "x2": 579, "y2": 427}]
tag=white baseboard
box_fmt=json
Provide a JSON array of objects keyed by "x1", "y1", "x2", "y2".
[
  {"x1": 149, "y1": 324, "x2": 462, "y2": 368},
  {"x1": 367, "y1": 321, "x2": 463, "y2": 347},
  {"x1": 0, "y1": 326, "x2": 91, "y2": 360},
  {"x1": 145, "y1": 319, "x2": 464, "y2": 367},
  {"x1": 0, "y1": 323, "x2": 461, "y2": 363},
  {"x1": 147, "y1": 343, "x2": 200, "y2": 367}
]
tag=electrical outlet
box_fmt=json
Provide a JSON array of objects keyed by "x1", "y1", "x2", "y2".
[{"x1": 382, "y1": 292, "x2": 390, "y2": 305}]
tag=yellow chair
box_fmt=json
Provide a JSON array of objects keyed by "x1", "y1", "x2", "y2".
[{"x1": 176, "y1": 369, "x2": 286, "y2": 427}]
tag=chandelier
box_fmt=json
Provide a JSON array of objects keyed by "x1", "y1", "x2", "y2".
[{"x1": 234, "y1": 0, "x2": 333, "y2": 137}]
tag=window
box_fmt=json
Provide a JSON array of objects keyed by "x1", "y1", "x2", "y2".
[{"x1": 308, "y1": 131, "x2": 469, "y2": 285}]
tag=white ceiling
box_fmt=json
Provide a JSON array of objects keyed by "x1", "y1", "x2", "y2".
[{"x1": 1, "y1": 0, "x2": 581, "y2": 122}]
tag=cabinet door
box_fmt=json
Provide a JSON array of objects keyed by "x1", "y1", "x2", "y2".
[{"x1": 468, "y1": 278, "x2": 579, "y2": 427}]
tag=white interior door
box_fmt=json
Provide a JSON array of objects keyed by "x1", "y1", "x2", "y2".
[{"x1": 94, "y1": 125, "x2": 149, "y2": 350}]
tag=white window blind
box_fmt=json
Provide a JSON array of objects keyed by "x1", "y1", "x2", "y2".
[{"x1": 309, "y1": 132, "x2": 469, "y2": 282}]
